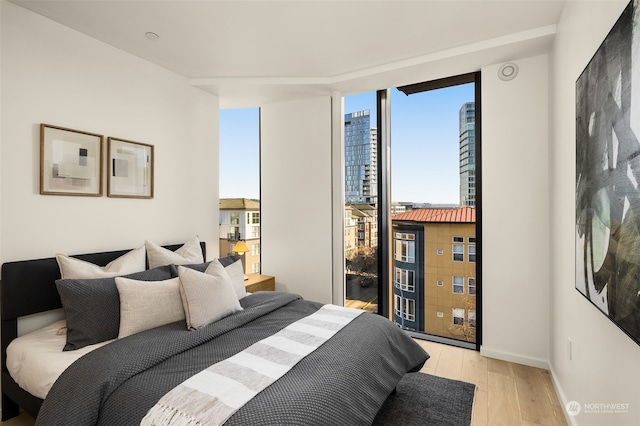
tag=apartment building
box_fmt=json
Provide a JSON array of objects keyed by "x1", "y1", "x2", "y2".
[
  {"x1": 392, "y1": 207, "x2": 476, "y2": 342},
  {"x1": 219, "y1": 198, "x2": 261, "y2": 275},
  {"x1": 344, "y1": 206, "x2": 359, "y2": 259},
  {"x1": 349, "y1": 204, "x2": 378, "y2": 248}
]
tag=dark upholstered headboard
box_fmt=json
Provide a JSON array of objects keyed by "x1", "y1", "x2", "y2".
[
  {"x1": 0, "y1": 242, "x2": 206, "y2": 420},
  {"x1": 1, "y1": 243, "x2": 205, "y2": 321}
]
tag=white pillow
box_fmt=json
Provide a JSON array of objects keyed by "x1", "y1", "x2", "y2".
[
  {"x1": 178, "y1": 263, "x2": 242, "y2": 330},
  {"x1": 208, "y1": 259, "x2": 247, "y2": 299},
  {"x1": 56, "y1": 246, "x2": 146, "y2": 279},
  {"x1": 145, "y1": 237, "x2": 204, "y2": 269},
  {"x1": 115, "y1": 277, "x2": 185, "y2": 338}
]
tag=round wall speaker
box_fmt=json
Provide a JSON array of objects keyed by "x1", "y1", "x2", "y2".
[{"x1": 498, "y1": 62, "x2": 519, "y2": 81}]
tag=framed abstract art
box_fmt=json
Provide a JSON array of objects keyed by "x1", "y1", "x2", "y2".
[
  {"x1": 107, "y1": 137, "x2": 154, "y2": 199},
  {"x1": 40, "y1": 124, "x2": 103, "y2": 196}
]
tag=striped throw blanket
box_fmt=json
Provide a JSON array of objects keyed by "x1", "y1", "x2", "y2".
[{"x1": 141, "y1": 304, "x2": 364, "y2": 426}]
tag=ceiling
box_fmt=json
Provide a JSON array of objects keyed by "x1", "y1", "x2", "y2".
[{"x1": 12, "y1": 0, "x2": 566, "y2": 107}]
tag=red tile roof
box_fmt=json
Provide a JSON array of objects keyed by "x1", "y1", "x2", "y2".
[{"x1": 392, "y1": 206, "x2": 475, "y2": 223}]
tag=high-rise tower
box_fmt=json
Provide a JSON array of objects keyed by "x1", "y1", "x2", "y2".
[
  {"x1": 459, "y1": 102, "x2": 476, "y2": 207},
  {"x1": 344, "y1": 110, "x2": 378, "y2": 205}
]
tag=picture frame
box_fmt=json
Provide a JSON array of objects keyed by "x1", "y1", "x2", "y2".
[
  {"x1": 107, "y1": 137, "x2": 154, "y2": 199},
  {"x1": 575, "y1": 0, "x2": 640, "y2": 346},
  {"x1": 40, "y1": 124, "x2": 104, "y2": 196}
]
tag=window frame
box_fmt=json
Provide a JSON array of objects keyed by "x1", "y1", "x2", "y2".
[
  {"x1": 468, "y1": 277, "x2": 476, "y2": 295},
  {"x1": 248, "y1": 211, "x2": 260, "y2": 224},
  {"x1": 453, "y1": 276, "x2": 464, "y2": 294},
  {"x1": 452, "y1": 308, "x2": 465, "y2": 326},
  {"x1": 394, "y1": 235, "x2": 416, "y2": 263},
  {"x1": 394, "y1": 267, "x2": 415, "y2": 292},
  {"x1": 393, "y1": 294, "x2": 416, "y2": 321},
  {"x1": 468, "y1": 245, "x2": 476, "y2": 263},
  {"x1": 453, "y1": 244, "x2": 464, "y2": 262}
]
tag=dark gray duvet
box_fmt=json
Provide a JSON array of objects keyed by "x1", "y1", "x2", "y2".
[{"x1": 36, "y1": 292, "x2": 429, "y2": 426}]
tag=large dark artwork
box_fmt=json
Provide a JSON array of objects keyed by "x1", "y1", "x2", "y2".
[{"x1": 576, "y1": 0, "x2": 640, "y2": 346}]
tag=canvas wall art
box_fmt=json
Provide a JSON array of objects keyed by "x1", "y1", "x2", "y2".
[{"x1": 576, "y1": 0, "x2": 640, "y2": 346}]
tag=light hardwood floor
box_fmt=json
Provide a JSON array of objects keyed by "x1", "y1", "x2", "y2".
[
  {"x1": 415, "y1": 340, "x2": 568, "y2": 426},
  {"x1": 1, "y1": 340, "x2": 567, "y2": 426}
]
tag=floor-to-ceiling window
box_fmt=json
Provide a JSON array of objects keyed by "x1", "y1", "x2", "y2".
[
  {"x1": 343, "y1": 92, "x2": 379, "y2": 313},
  {"x1": 390, "y1": 75, "x2": 480, "y2": 349},
  {"x1": 343, "y1": 73, "x2": 481, "y2": 350},
  {"x1": 219, "y1": 108, "x2": 261, "y2": 275}
]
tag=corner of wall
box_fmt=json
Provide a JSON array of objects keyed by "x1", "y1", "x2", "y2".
[{"x1": 480, "y1": 345, "x2": 549, "y2": 370}]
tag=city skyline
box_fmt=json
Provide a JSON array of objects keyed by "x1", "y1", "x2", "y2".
[{"x1": 220, "y1": 83, "x2": 474, "y2": 205}]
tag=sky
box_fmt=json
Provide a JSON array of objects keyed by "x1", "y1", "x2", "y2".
[
  {"x1": 219, "y1": 108, "x2": 260, "y2": 199},
  {"x1": 219, "y1": 83, "x2": 475, "y2": 204},
  {"x1": 344, "y1": 84, "x2": 475, "y2": 205}
]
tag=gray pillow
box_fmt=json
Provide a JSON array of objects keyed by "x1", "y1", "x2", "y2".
[
  {"x1": 55, "y1": 266, "x2": 172, "y2": 351},
  {"x1": 169, "y1": 256, "x2": 238, "y2": 275}
]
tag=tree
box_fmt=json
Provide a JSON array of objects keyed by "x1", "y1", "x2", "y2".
[
  {"x1": 448, "y1": 294, "x2": 477, "y2": 343},
  {"x1": 346, "y1": 246, "x2": 378, "y2": 287}
]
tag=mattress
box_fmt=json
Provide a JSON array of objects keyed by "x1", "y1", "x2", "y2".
[{"x1": 6, "y1": 319, "x2": 112, "y2": 399}]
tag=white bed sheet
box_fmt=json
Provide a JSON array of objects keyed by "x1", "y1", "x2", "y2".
[{"x1": 6, "y1": 320, "x2": 112, "y2": 399}]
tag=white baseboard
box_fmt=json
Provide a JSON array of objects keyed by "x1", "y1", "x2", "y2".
[
  {"x1": 548, "y1": 363, "x2": 576, "y2": 426},
  {"x1": 479, "y1": 346, "x2": 549, "y2": 369},
  {"x1": 479, "y1": 346, "x2": 574, "y2": 425}
]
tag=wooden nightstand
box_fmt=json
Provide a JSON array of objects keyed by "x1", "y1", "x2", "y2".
[{"x1": 244, "y1": 274, "x2": 275, "y2": 292}]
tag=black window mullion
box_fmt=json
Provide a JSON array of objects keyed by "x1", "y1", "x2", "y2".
[{"x1": 376, "y1": 89, "x2": 391, "y2": 318}]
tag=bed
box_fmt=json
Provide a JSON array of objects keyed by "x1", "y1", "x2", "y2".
[{"x1": 1, "y1": 243, "x2": 429, "y2": 425}]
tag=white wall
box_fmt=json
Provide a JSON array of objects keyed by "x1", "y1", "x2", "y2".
[
  {"x1": 550, "y1": 1, "x2": 640, "y2": 425},
  {"x1": 0, "y1": 2, "x2": 219, "y2": 266},
  {"x1": 480, "y1": 54, "x2": 551, "y2": 367},
  {"x1": 260, "y1": 96, "x2": 333, "y2": 304}
]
